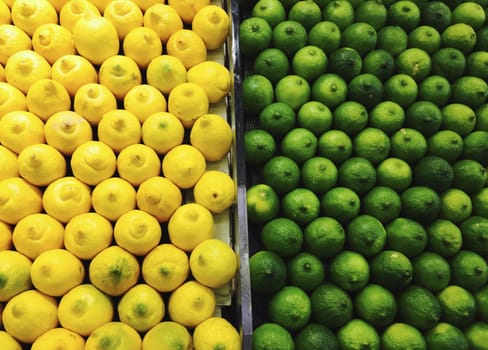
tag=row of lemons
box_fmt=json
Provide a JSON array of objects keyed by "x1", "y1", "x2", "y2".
[{"x1": 0, "y1": 0, "x2": 242, "y2": 349}]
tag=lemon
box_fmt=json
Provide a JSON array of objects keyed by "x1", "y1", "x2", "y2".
[
  {"x1": 141, "y1": 243, "x2": 189, "y2": 292},
  {"x1": 64, "y1": 212, "x2": 113, "y2": 260},
  {"x1": 44, "y1": 110, "x2": 93, "y2": 155},
  {"x1": 0, "y1": 221, "x2": 12, "y2": 250},
  {"x1": 91, "y1": 177, "x2": 137, "y2": 222},
  {"x1": 26, "y1": 78, "x2": 71, "y2": 120},
  {"x1": 166, "y1": 29, "x2": 207, "y2": 69},
  {"x1": 0, "y1": 82, "x2": 26, "y2": 118},
  {"x1": 31, "y1": 327, "x2": 85, "y2": 350},
  {"x1": 98, "y1": 109, "x2": 142, "y2": 153},
  {"x1": 190, "y1": 113, "x2": 233, "y2": 161},
  {"x1": 0, "y1": 110, "x2": 44, "y2": 154},
  {"x1": 0, "y1": 24, "x2": 32, "y2": 65},
  {"x1": 70, "y1": 140, "x2": 117, "y2": 186},
  {"x1": 12, "y1": 213, "x2": 64, "y2": 259},
  {"x1": 167, "y1": 280, "x2": 216, "y2": 328},
  {"x1": 0, "y1": 177, "x2": 42, "y2": 224},
  {"x1": 162, "y1": 144, "x2": 206, "y2": 189},
  {"x1": 30, "y1": 248, "x2": 85, "y2": 297},
  {"x1": 0, "y1": 331, "x2": 22, "y2": 350},
  {"x1": 167, "y1": 203, "x2": 214, "y2": 252},
  {"x1": 0, "y1": 145, "x2": 18, "y2": 180},
  {"x1": 72, "y1": 16, "x2": 119, "y2": 65},
  {"x1": 192, "y1": 5, "x2": 230, "y2": 50},
  {"x1": 194, "y1": 170, "x2": 235, "y2": 214},
  {"x1": 124, "y1": 84, "x2": 167, "y2": 123},
  {"x1": 143, "y1": 321, "x2": 193, "y2": 350},
  {"x1": 143, "y1": 4, "x2": 183, "y2": 43},
  {"x1": 2, "y1": 290, "x2": 58, "y2": 343},
  {"x1": 141, "y1": 111, "x2": 185, "y2": 154},
  {"x1": 168, "y1": 82, "x2": 209, "y2": 127},
  {"x1": 57, "y1": 283, "x2": 114, "y2": 337},
  {"x1": 18, "y1": 143, "x2": 67, "y2": 186},
  {"x1": 99, "y1": 54, "x2": 142, "y2": 100},
  {"x1": 187, "y1": 61, "x2": 231, "y2": 103},
  {"x1": 0, "y1": 2, "x2": 10, "y2": 25},
  {"x1": 193, "y1": 317, "x2": 242, "y2": 350},
  {"x1": 10, "y1": 0, "x2": 57, "y2": 37},
  {"x1": 122, "y1": 27, "x2": 162, "y2": 69},
  {"x1": 73, "y1": 82, "x2": 118, "y2": 125},
  {"x1": 59, "y1": 0, "x2": 101, "y2": 33},
  {"x1": 116, "y1": 143, "x2": 161, "y2": 186},
  {"x1": 131, "y1": 0, "x2": 161, "y2": 11},
  {"x1": 42, "y1": 176, "x2": 92, "y2": 223},
  {"x1": 85, "y1": 322, "x2": 142, "y2": 350},
  {"x1": 114, "y1": 209, "x2": 162, "y2": 256},
  {"x1": 104, "y1": 0, "x2": 143, "y2": 40},
  {"x1": 117, "y1": 283, "x2": 165, "y2": 332},
  {"x1": 168, "y1": 0, "x2": 210, "y2": 24},
  {"x1": 89, "y1": 245, "x2": 140, "y2": 297},
  {"x1": 31, "y1": 23, "x2": 76, "y2": 65},
  {"x1": 51, "y1": 54, "x2": 98, "y2": 96},
  {"x1": 4, "y1": 49, "x2": 51, "y2": 94},
  {"x1": 146, "y1": 54, "x2": 187, "y2": 95},
  {"x1": 136, "y1": 176, "x2": 182, "y2": 222},
  {"x1": 0, "y1": 250, "x2": 32, "y2": 302},
  {"x1": 0, "y1": 63, "x2": 4, "y2": 81}
]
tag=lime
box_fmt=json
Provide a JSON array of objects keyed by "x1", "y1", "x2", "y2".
[
  {"x1": 288, "y1": 0, "x2": 322, "y2": 31},
  {"x1": 439, "y1": 188, "x2": 472, "y2": 223},
  {"x1": 466, "y1": 51, "x2": 488, "y2": 81},
  {"x1": 280, "y1": 127, "x2": 318, "y2": 165},
  {"x1": 354, "y1": 1, "x2": 387, "y2": 30},
  {"x1": 383, "y1": 74, "x2": 418, "y2": 108},
  {"x1": 462, "y1": 130, "x2": 488, "y2": 166},
  {"x1": 355, "y1": 284, "x2": 397, "y2": 328},
  {"x1": 476, "y1": 104, "x2": 488, "y2": 131},
  {"x1": 249, "y1": 250, "x2": 287, "y2": 295},
  {"x1": 395, "y1": 48, "x2": 432, "y2": 82},
  {"x1": 341, "y1": 22, "x2": 377, "y2": 57},
  {"x1": 450, "y1": 250, "x2": 488, "y2": 292},
  {"x1": 361, "y1": 186, "x2": 402, "y2": 224},
  {"x1": 252, "y1": 0, "x2": 287, "y2": 28},
  {"x1": 281, "y1": 188, "x2": 321, "y2": 225},
  {"x1": 405, "y1": 101, "x2": 442, "y2": 137},
  {"x1": 242, "y1": 74, "x2": 274, "y2": 116},
  {"x1": 268, "y1": 285, "x2": 311, "y2": 332},
  {"x1": 465, "y1": 322, "x2": 488, "y2": 350},
  {"x1": 381, "y1": 323, "x2": 427, "y2": 350},
  {"x1": 452, "y1": 159, "x2": 487, "y2": 194},
  {"x1": 317, "y1": 130, "x2": 353, "y2": 164},
  {"x1": 252, "y1": 323, "x2": 294, "y2": 350},
  {"x1": 332, "y1": 100, "x2": 368, "y2": 136},
  {"x1": 425, "y1": 322, "x2": 468, "y2": 350},
  {"x1": 244, "y1": 129, "x2": 276, "y2": 165},
  {"x1": 337, "y1": 319, "x2": 380, "y2": 350},
  {"x1": 412, "y1": 155, "x2": 454, "y2": 193},
  {"x1": 272, "y1": 20, "x2": 308, "y2": 57},
  {"x1": 472, "y1": 188, "x2": 488, "y2": 217},
  {"x1": 475, "y1": 285, "x2": 488, "y2": 322},
  {"x1": 246, "y1": 183, "x2": 280, "y2": 225},
  {"x1": 368, "y1": 101, "x2": 405, "y2": 136},
  {"x1": 427, "y1": 130, "x2": 464, "y2": 163},
  {"x1": 262, "y1": 156, "x2": 301, "y2": 195},
  {"x1": 475, "y1": 26, "x2": 488, "y2": 51},
  {"x1": 441, "y1": 23, "x2": 477, "y2": 54},
  {"x1": 310, "y1": 283, "x2": 353, "y2": 329},
  {"x1": 322, "y1": 0, "x2": 355, "y2": 31},
  {"x1": 327, "y1": 47, "x2": 363, "y2": 82},
  {"x1": 303, "y1": 216, "x2": 345, "y2": 259},
  {"x1": 370, "y1": 250, "x2": 413, "y2": 291},
  {"x1": 451, "y1": 76, "x2": 488, "y2": 109},
  {"x1": 418, "y1": 75, "x2": 452, "y2": 107},
  {"x1": 385, "y1": 217, "x2": 427, "y2": 258},
  {"x1": 401, "y1": 186, "x2": 441, "y2": 224},
  {"x1": 287, "y1": 252, "x2": 325, "y2": 292},
  {"x1": 320, "y1": 186, "x2": 361, "y2": 223},
  {"x1": 412, "y1": 251, "x2": 451, "y2": 292},
  {"x1": 337, "y1": 157, "x2": 376, "y2": 195},
  {"x1": 312, "y1": 73, "x2": 348, "y2": 109},
  {"x1": 377, "y1": 25, "x2": 408, "y2": 56},
  {"x1": 459, "y1": 216, "x2": 488, "y2": 256},
  {"x1": 431, "y1": 47, "x2": 466, "y2": 82},
  {"x1": 346, "y1": 214, "x2": 386, "y2": 257},
  {"x1": 438, "y1": 285, "x2": 477, "y2": 328},
  {"x1": 353, "y1": 127, "x2": 390, "y2": 164},
  {"x1": 387, "y1": 1, "x2": 421, "y2": 32},
  {"x1": 274, "y1": 75, "x2": 311, "y2": 111},
  {"x1": 291, "y1": 45, "x2": 327, "y2": 83},
  {"x1": 239, "y1": 17, "x2": 273, "y2": 57},
  {"x1": 362, "y1": 49, "x2": 395, "y2": 82},
  {"x1": 329, "y1": 250, "x2": 370, "y2": 292},
  {"x1": 347, "y1": 73, "x2": 384, "y2": 110},
  {"x1": 397, "y1": 285, "x2": 442, "y2": 330},
  {"x1": 301, "y1": 156, "x2": 338, "y2": 194},
  {"x1": 260, "y1": 217, "x2": 303, "y2": 258},
  {"x1": 258, "y1": 102, "x2": 296, "y2": 138},
  {"x1": 426, "y1": 219, "x2": 463, "y2": 257},
  {"x1": 297, "y1": 101, "x2": 332, "y2": 136},
  {"x1": 420, "y1": 1, "x2": 452, "y2": 32},
  {"x1": 253, "y1": 48, "x2": 290, "y2": 84},
  {"x1": 307, "y1": 21, "x2": 342, "y2": 55},
  {"x1": 376, "y1": 157, "x2": 412, "y2": 192},
  {"x1": 408, "y1": 25, "x2": 441, "y2": 54},
  {"x1": 441, "y1": 103, "x2": 476, "y2": 136},
  {"x1": 390, "y1": 128, "x2": 427, "y2": 164},
  {"x1": 295, "y1": 323, "x2": 339, "y2": 350}
]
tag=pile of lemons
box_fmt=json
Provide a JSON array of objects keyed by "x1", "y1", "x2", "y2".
[{"x1": 0, "y1": 0, "x2": 242, "y2": 349}]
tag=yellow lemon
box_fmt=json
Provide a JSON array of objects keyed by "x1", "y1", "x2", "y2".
[
  {"x1": 5, "y1": 49, "x2": 51, "y2": 94},
  {"x1": 42, "y1": 176, "x2": 92, "y2": 223},
  {"x1": 99, "y1": 54, "x2": 142, "y2": 100},
  {"x1": 141, "y1": 243, "x2": 189, "y2": 293},
  {"x1": 162, "y1": 144, "x2": 206, "y2": 189},
  {"x1": 168, "y1": 0, "x2": 210, "y2": 24},
  {"x1": 2, "y1": 289, "x2": 58, "y2": 344},
  {"x1": 26, "y1": 78, "x2": 71, "y2": 120},
  {"x1": 72, "y1": 16, "x2": 119, "y2": 65},
  {"x1": 44, "y1": 110, "x2": 93, "y2": 155},
  {"x1": 57, "y1": 283, "x2": 114, "y2": 337},
  {"x1": 64, "y1": 212, "x2": 113, "y2": 260},
  {"x1": 194, "y1": 170, "x2": 235, "y2": 214},
  {"x1": 190, "y1": 238, "x2": 238, "y2": 288},
  {"x1": 116, "y1": 143, "x2": 161, "y2": 186},
  {"x1": 167, "y1": 280, "x2": 216, "y2": 328},
  {"x1": 89, "y1": 245, "x2": 140, "y2": 296},
  {"x1": 193, "y1": 317, "x2": 241, "y2": 350},
  {"x1": 0, "y1": 2, "x2": 10, "y2": 25},
  {"x1": 0, "y1": 331, "x2": 22, "y2": 350},
  {"x1": 0, "y1": 24, "x2": 32, "y2": 65},
  {"x1": 32, "y1": 23, "x2": 76, "y2": 65},
  {"x1": 70, "y1": 140, "x2": 117, "y2": 186},
  {"x1": 167, "y1": 202, "x2": 214, "y2": 252},
  {"x1": 166, "y1": 29, "x2": 207, "y2": 69},
  {"x1": 12, "y1": 213, "x2": 64, "y2": 259},
  {"x1": 0, "y1": 63, "x2": 4, "y2": 81},
  {"x1": 88, "y1": 0, "x2": 111, "y2": 12},
  {"x1": 59, "y1": 0, "x2": 101, "y2": 33},
  {"x1": 187, "y1": 61, "x2": 231, "y2": 104},
  {"x1": 0, "y1": 177, "x2": 42, "y2": 224},
  {"x1": 0, "y1": 250, "x2": 32, "y2": 302},
  {"x1": 30, "y1": 248, "x2": 85, "y2": 297},
  {"x1": 122, "y1": 27, "x2": 162, "y2": 69},
  {"x1": 73, "y1": 82, "x2": 117, "y2": 125},
  {"x1": 0, "y1": 110, "x2": 44, "y2": 154},
  {"x1": 51, "y1": 54, "x2": 98, "y2": 96},
  {"x1": 143, "y1": 4, "x2": 183, "y2": 43},
  {"x1": 143, "y1": 321, "x2": 193, "y2": 350},
  {"x1": 124, "y1": 84, "x2": 167, "y2": 123},
  {"x1": 98, "y1": 109, "x2": 142, "y2": 153},
  {"x1": 10, "y1": 0, "x2": 57, "y2": 37},
  {"x1": 31, "y1": 327, "x2": 85, "y2": 350},
  {"x1": 146, "y1": 54, "x2": 187, "y2": 95},
  {"x1": 141, "y1": 111, "x2": 185, "y2": 154},
  {"x1": 18, "y1": 143, "x2": 67, "y2": 186},
  {"x1": 190, "y1": 113, "x2": 233, "y2": 161},
  {"x1": 92, "y1": 177, "x2": 137, "y2": 221},
  {"x1": 0, "y1": 220, "x2": 12, "y2": 250},
  {"x1": 168, "y1": 82, "x2": 209, "y2": 127},
  {"x1": 114, "y1": 209, "x2": 162, "y2": 256},
  {"x1": 192, "y1": 5, "x2": 230, "y2": 50},
  {"x1": 117, "y1": 283, "x2": 165, "y2": 332},
  {"x1": 131, "y1": 0, "x2": 161, "y2": 11},
  {"x1": 0, "y1": 82, "x2": 26, "y2": 118},
  {"x1": 0, "y1": 145, "x2": 18, "y2": 180},
  {"x1": 136, "y1": 176, "x2": 182, "y2": 222},
  {"x1": 85, "y1": 322, "x2": 142, "y2": 350},
  {"x1": 104, "y1": 0, "x2": 143, "y2": 40}
]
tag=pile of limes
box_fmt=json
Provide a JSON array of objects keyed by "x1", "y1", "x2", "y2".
[{"x1": 241, "y1": 0, "x2": 488, "y2": 348}]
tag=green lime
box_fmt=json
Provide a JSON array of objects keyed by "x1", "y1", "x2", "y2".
[
  {"x1": 301, "y1": 156, "x2": 338, "y2": 194},
  {"x1": 375, "y1": 157, "x2": 412, "y2": 193},
  {"x1": 362, "y1": 49, "x2": 395, "y2": 82},
  {"x1": 476, "y1": 104, "x2": 488, "y2": 131},
  {"x1": 308, "y1": 21, "x2": 342, "y2": 55},
  {"x1": 246, "y1": 183, "x2": 280, "y2": 224},
  {"x1": 425, "y1": 322, "x2": 468, "y2": 350},
  {"x1": 320, "y1": 186, "x2": 361, "y2": 223},
  {"x1": 472, "y1": 188, "x2": 488, "y2": 217},
  {"x1": 268, "y1": 285, "x2": 311, "y2": 332},
  {"x1": 383, "y1": 74, "x2": 418, "y2": 108},
  {"x1": 272, "y1": 20, "x2": 308, "y2": 57},
  {"x1": 377, "y1": 25, "x2": 408, "y2": 56},
  {"x1": 465, "y1": 51, "x2": 488, "y2": 81},
  {"x1": 274, "y1": 75, "x2": 311, "y2": 111},
  {"x1": 329, "y1": 250, "x2": 370, "y2": 292},
  {"x1": 459, "y1": 216, "x2": 488, "y2": 256},
  {"x1": 427, "y1": 130, "x2": 464, "y2": 163},
  {"x1": 317, "y1": 130, "x2": 353, "y2": 164},
  {"x1": 296, "y1": 101, "x2": 332, "y2": 136},
  {"x1": 441, "y1": 23, "x2": 477, "y2": 54},
  {"x1": 244, "y1": 129, "x2": 276, "y2": 165},
  {"x1": 437, "y1": 285, "x2": 477, "y2": 328},
  {"x1": 253, "y1": 48, "x2": 290, "y2": 84},
  {"x1": 381, "y1": 323, "x2": 427, "y2": 350},
  {"x1": 346, "y1": 214, "x2": 386, "y2": 257},
  {"x1": 420, "y1": 1, "x2": 452, "y2": 32},
  {"x1": 355, "y1": 284, "x2": 397, "y2": 328},
  {"x1": 262, "y1": 156, "x2": 301, "y2": 195},
  {"x1": 332, "y1": 101, "x2": 368, "y2": 136},
  {"x1": 280, "y1": 127, "x2": 318, "y2": 165},
  {"x1": 281, "y1": 188, "x2": 321, "y2": 226},
  {"x1": 464, "y1": 322, "x2": 488, "y2": 350},
  {"x1": 450, "y1": 250, "x2": 488, "y2": 292},
  {"x1": 395, "y1": 48, "x2": 432, "y2": 82},
  {"x1": 252, "y1": 323, "x2": 295, "y2": 350},
  {"x1": 412, "y1": 251, "x2": 451, "y2": 292},
  {"x1": 451, "y1": 76, "x2": 488, "y2": 109},
  {"x1": 475, "y1": 26, "x2": 488, "y2": 51},
  {"x1": 426, "y1": 219, "x2": 463, "y2": 257},
  {"x1": 327, "y1": 47, "x2": 363, "y2": 83},
  {"x1": 353, "y1": 127, "x2": 390, "y2": 164},
  {"x1": 291, "y1": 45, "x2": 328, "y2": 83},
  {"x1": 431, "y1": 47, "x2": 466, "y2": 82},
  {"x1": 368, "y1": 101, "x2": 405, "y2": 136},
  {"x1": 251, "y1": 0, "x2": 287, "y2": 28},
  {"x1": 387, "y1": 0, "x2": 421, "y2": 32},
  {"x1": 354, "y1": 1, "x2": 387, "y2": 30},
  {"x1": 361, "y1": 186, "x2": 402, "y2": 224},
  {"x1": 385, "y1": 217, "x2": 427, "y2": 258},
  {"x1": 239, "y1": 16, "x2": 273, "y2": 58},
  {"x1": 441, "y1": 103, "x2": 476, "y2": 136},
  {"x1": 475, "y1": 285, "x2": 488, "y2": 322},
  {"x1": 462, "y1": 130, "x2": 488, "y2": 166},
  {"x1": 370, "y1": 250, "x2": 413, "y2": 291},
  {"x1": 295, "y1": 323, "x2": 339, "y2": 350},
  {"x1": 310, "y1": 283, "x2": 353, "y2": 329},
  {"x1": 260, "y1": 217, "x2": 303, "y2": 258},
  {"x1": 242, "y1": 74, "x2": 274, "y2": 116},
  {"x1": 418, "y1": 75, "x2": 452, "y2": 107},
  {"x1": 347, "y1": 73, "x2": 384, "y2": 110},
  {"x1": 288, "y1": 0, "x2": 322, "y2": 31},
  {"x1": 412, "y1": 155, "x2": 454, "y2": 193},
  {"x1": 452, "y1": 2, "x2": 486, "y2": 30},
  {"x1": 287, "y1": 252, "x2": 325, "y2": 292},
  {"x1": 408, "y1": 25, "x2": 441, "y2": 54},
  {"x1": 390, "y1": 128, "x2": 427, "y2": 164},
  {"x1": 341, "y1": 22, "x2": 377, "y2": 57},
  {"x1": 337, "y1": 319, "x2": 380, "y2": 350},
  {"x1": 303, "y1": 216, "x2": 345, "y2": 259},
  {"x1": 400, "y1": 186, "x2": 441, "y2": 224},
  {"x1": 397, "y1": 285, "x2": 442, "y2": 330},
  {"x1": 322, "y1": 0, "x2": 355, "y2": 31},
  {"x1": 439, "y1": 188, "x2": 472, "y2": 223},
  {"x1": 338, "y1": 157, "x2": 377, "y2": 195},
  {"x1": 258, "y1": 102, "x2": 296, "y2": 139},
  {"x1": 405, "y1": 101, "x2": 442, "y2": 136},
  {"x1": 249, "y1": 250, "x2": 287, "y2": 295},
  {"x1": 452, "y1": 159, "x2": 487, "y2": 194},
  {"x1": 312, "y1": 73, "x2": 348, "y2": 109}
]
